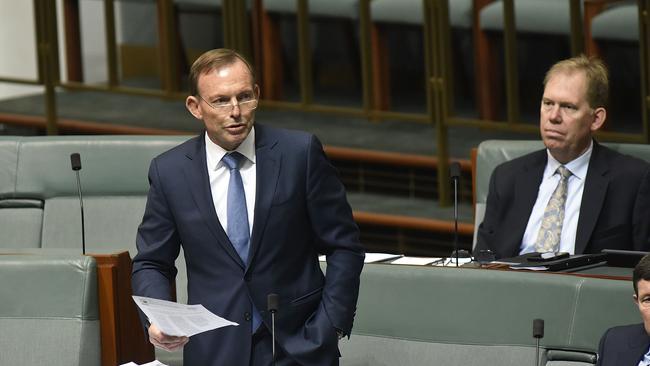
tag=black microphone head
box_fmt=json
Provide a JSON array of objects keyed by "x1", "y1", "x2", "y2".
[
  {"x1": 449, "y1": 162, "x2": 461, "y2": 179},
  {"x1": 70, "y1": 153, "x2": 82, "y2": 171},
  {"x1": 533, "y1": 319, "x2": 544, "y2": 339},
  {"x1": 267, "y1": 293, "x2": 279, "y2": 313}
]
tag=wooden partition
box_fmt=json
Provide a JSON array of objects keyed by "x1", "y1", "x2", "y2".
[{"x1": 90, "y1": 251, "x2": 155, "y2": 366}]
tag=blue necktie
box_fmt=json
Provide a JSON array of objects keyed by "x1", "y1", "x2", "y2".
[{"x1": 222, "y1": 152, "x2": 261, "y2": 331}]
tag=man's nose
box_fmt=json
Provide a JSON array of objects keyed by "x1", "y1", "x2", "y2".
[
  {"x1": 230, "y1": 102, "x2": 241, "y2": 118},
  {"x1": 548, "y1": 105, "x2": 562, "y2": 123}
]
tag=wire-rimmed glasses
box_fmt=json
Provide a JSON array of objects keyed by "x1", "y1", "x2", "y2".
[{"x1": 199, "y1": 93, "x2": 258, "y2": 113}]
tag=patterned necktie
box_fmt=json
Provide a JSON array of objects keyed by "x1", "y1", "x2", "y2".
[
  {"x1": 222, "y1": 152, "x2": 261, "y2": 331},
  {"x1": 534, "y1": 165, "x2": 572, "y2": 253}
]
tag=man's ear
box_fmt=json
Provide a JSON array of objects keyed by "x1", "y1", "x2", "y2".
[
  {"x1": 186, "y1": 96, "x2": 202, "y2": 120},
  {"x1": 634, "y1": 293, "x2": 639, "y2": 304},
  {"x1": 590, "y1": 107, "x2": 606, "y2": 132},
  {"x1": 254, "y1": 84, "x2": 260, "y2": 100}
]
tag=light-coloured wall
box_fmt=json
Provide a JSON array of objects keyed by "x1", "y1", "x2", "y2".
[
  {"x1": 0, "y1": 0, "x2": 111, "y2": 101},
  {"x1": 0, "y1": 0, "x2": 42, "y2": 100}
]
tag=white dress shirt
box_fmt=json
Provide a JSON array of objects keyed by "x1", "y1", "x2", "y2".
[
  {"x1": 520, "y1": 141, "x2": 593, "y2": 255},
  {"x1": 204, "y1": 128, "x2": 256, "y2": 236}
]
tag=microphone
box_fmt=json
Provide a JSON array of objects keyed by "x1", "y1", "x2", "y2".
[
  {"x1": 449, "y1": 162, "x2": 461, "y2": 267},
  {"x1": 267, "y1": 293, "x2": 279, "y2": 364},
  {"x1": 70, "y1": 153, "x2": 86, "y2": 255},
  {"x1": 533, "y1": 319, "x2": 544, "y2": 366}
]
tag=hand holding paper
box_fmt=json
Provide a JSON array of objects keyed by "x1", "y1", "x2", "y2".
[{"x1": 132, "y1": 296, "x2": 238, "y2": 338}]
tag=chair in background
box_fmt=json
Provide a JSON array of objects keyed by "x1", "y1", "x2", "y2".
[
  {"x1": 257, "y1": 0, "x2": 360, "y2": 103},
  {"x1": 369, "y1": 0, "x2": 474, "y2": 112},
  {"x1": 586, "y1": 0, "x2": 642, "y2": 131},
  {"x1": 475, "y1": 0, "x2": 581, "y2": 121}
]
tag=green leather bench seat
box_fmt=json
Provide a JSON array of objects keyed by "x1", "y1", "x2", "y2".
[
  {"x1": 0, "y1": 252, "x2": 100, "y2": 366},
  {"x1": 339, "y1": 263, "x2": 639, "y2": 366},
  {"x1": 0, "y1": 136, "x2": 191, "y2": 366},
  {"x1": 0, "y1": 136, "x2": 644, "y2": 366}
]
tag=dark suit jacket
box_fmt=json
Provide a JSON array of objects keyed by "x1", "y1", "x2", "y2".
[
  {"x1": 132, "y1": 125, "x2": 365, "y2": 366},
  {"x1": 475, "y1": 141, "x2": 650, "y2": 259},
  {"x1": 597, "y1": 323, "x2": 650, "y2": 366}
]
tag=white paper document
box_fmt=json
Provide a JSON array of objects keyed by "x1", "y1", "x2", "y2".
[
  {"x1": 132, "y1": 296, "x2": 238, "y2": 337},
  {"x1": 391, "y1": 256, "x2": 442, "y2": 266},
  {"x1": 363, "y1": 252, "x2": 403, "y2": 263},
  {"x1": 120, "y1": 361, "x2": 169, "y2": 366}
]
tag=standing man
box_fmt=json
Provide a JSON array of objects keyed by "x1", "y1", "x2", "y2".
[
  {"x1": 475, "y1": 55, "x2": 650, "y2": 259},
  {"x1": 132, "y1": 48, "x2": 365, "y2": 365},
  {"x1": 597, "y1": 254, "x2": 650, "y2": 365}
]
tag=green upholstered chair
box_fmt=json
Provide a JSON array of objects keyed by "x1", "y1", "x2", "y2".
[{"x1": 0, "y1": 251, "x2": 100, "y2": 366}]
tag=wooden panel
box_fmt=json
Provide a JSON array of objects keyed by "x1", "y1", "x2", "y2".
[{"x1": 91, "y1": 252, "x2": 154, "y2": 366}]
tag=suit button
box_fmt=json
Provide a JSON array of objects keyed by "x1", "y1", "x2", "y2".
[{"x1": 244, "y1": 312, "x2": 251, "y2": 321}]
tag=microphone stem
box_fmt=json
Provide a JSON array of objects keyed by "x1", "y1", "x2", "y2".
[
  {"x1": 272, "y1": 312, "x2": 276, "y2": 365},
  {"x1": 454, "y1": 178, "x2": 458, "y2": 267},
  {"x1": 535, "y1": 338, "x2": 540, "y2": 366},
  {"x1": 75, "y1": 171, "x2": 85, "y2": 255}
]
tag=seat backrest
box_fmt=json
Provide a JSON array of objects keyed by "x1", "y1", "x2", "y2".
[
  {"x1": 370, "y1": 0, "x2": 473, "y2": 28},
  {"x1": 473, "y1": 140, "x2": 650, "y2": 247},
  {"x1": 0, "y1": 252, "x2": 100, "y2": 366},
  {"x1": 0, "y1": 135, "x2": 193, "y2": 304},
  {"x1": 340, "y1": 263, "x2": 638, "y2": 366},
  {"x1": 479, "y1": 0, "x2": 580, "y2": 35},
  {"x1": 591, "y1": 0, "x2": 638, "y2": 41}
]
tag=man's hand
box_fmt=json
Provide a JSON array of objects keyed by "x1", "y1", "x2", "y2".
[{"x1": 148, "y1": 323, "x2": 189, "y2": 352}]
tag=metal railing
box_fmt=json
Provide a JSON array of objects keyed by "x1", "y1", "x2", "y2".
[{"x1": 0, "y1": 0, "x2": 648, "y2": 204}]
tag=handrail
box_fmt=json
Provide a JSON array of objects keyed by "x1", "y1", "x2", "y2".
[{"x1": 0, "y1": 0, "x2": 648, "y2": 204}]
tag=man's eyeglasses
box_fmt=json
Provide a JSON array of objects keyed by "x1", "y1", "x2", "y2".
[{"x1": 199, "y1": 93, "x2": 258, "y2": 113}]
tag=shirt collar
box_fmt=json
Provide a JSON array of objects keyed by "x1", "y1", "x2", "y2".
[
  {"x1": 205, "y1": 127, "x2": 256, "y2": 170},
  {"x1": 544, "y1": 139, "x2": 592, "y2": 181}
]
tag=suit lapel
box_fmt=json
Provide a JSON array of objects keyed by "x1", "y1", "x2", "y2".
[
  {"x1": 508, "y1": 151, "x2": 546, "y2": 254},
  {"x1": 247, "y1": 125, "x2": 280, "y2": 270},
  {"x1": 183, "y1": 133, "x2": 244, "y2": 268},
  {"x1": 575, "y1": 142, "x2": 609, "y2": 254},
  {"x1": 623, "y1": 324, "x2": 650, "y2": 364}
]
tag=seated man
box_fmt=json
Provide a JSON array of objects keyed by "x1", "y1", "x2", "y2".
[
  {"x1": 475, "y1": 55, "x2": 650, "y2": 259},
  {"x1": 597, "y1": 254, "x2": 650, "y2": 365}
]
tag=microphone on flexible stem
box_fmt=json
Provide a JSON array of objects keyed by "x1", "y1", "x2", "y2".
[
  {"x1": 533, "y1": 319, "x2": 544, "y2": 366},
  {"x1": 267, "y1": 293, "x2": 279, "y2": 365},
  {"x1": 449, "y1": 162, "x2": 461, "y2": 267},
  {"x1": 70, "y1": 153, "x2": 85, "y2": 255}
]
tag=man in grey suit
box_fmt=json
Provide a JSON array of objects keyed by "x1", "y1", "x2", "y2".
[
  {"x1": 597, "y1": 254, "x2": 650, "y2": 365},
  {"x1": 132, "y1": 48, "x2": 365, "y2": 365},
  {"x1": 475, "y1": 55, "x2": 650, "y2": 259}
]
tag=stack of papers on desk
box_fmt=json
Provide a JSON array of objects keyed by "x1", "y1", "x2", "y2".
[
  {"x1": 391, "y1": 256, "x2": 441, "y2": 265},
  {"x1": 364, "y1": 253, "x2": 403, "y2": 263},
  {"x1": 120, "y1": 361, "x2": 168, "y2": 366},
  {"x1": 319, "y1": 253, "x2": 402, "y2": 263},
  {"x1": 497, "y1": 253, "x2": 607, "y2": 271}
]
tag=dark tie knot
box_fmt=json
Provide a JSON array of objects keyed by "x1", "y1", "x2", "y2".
[
  {"x1": 556, "y1": 165, "x2": 572, "y2": 180},
  {"x1": 222, "y1": 152, "x2": 245, "y2": 171}
]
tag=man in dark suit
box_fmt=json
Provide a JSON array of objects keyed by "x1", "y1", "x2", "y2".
[
  {"x1": 131, "y1": 48, "x2": 365, "y2": 366},
  {"x1": 597, "y1": 254, "x2": 650, "y2": 365},
  {"x1": 475, "y1": 55, "x2": 650, "y2": 259}
]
